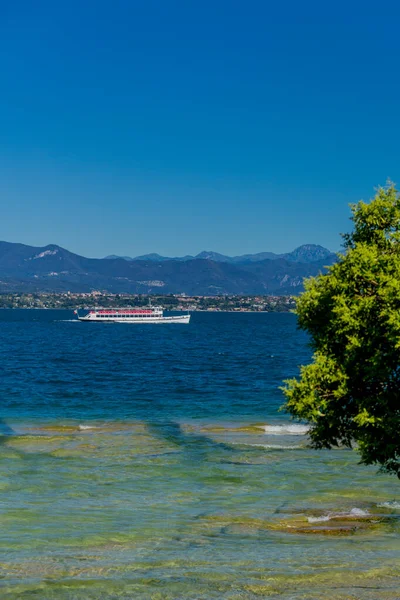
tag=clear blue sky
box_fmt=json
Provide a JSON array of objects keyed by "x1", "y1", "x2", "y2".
[{"x1": 1, "y1": 0, "x2": 399, "y2": 258}]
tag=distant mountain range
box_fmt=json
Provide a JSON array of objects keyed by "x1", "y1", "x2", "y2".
[
  {"x1": 0, "y1": 241, "x2": 336, "y2": 296},
  {"x1": 105, "y1": 244, "x2": 334, "y2": 264}
]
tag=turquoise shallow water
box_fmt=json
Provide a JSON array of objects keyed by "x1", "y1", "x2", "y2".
[{"x1": 0, "y1": 310, "x2": 399, "y2": 598}]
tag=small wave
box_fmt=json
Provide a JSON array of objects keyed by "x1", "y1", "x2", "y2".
[
  {"x1": 78, "y1": 425, "x2": 98, "y2": 430},
  {"x1": 228, "y1": 441, "x2": 303, "y2": 450},
  {"x1": 263, "y1": 424, "x2": 309, "y2": 435},
  {"x1": 377, "y1": 501, "x2": 400, "y2": 510},
  {"x1": 349, "y1": 508, "x2": 369, "y2": 517},
  {"x1": 307, "y1": 508, "x2": 369, "y2": 523},
  {"x1": 308, "y1": 515, "x2": 331, "y2": 523},
  {"x1": 55, "y1": 320, "x2": 80, "y2": 322}
]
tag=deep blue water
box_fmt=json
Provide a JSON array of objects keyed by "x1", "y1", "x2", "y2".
[
  {"x1": 1, "y1": 310, "x2": 399, "y2": 600},
  {"x1": 0, "y1": 310, "x2": 310, "y2": 423}
]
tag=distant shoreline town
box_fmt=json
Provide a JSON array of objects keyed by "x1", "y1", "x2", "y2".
[{"x1": 0, "y1": 293, "x2": 296, "y2": 312}]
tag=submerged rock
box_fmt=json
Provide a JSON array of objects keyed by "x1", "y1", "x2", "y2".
[
  {"x1": 197, "y1": 508, "x2": 398, "y2": 537},
  {"x1": 201, "y1": 423, "x2": 266, "y2": 434},
  {"x1": 33, "y1": 425, "x2": 82, "y2": 433},
  {"x1": 269, "y1": 509, "x2": 398, "y2": 536},
  {"x1": 275, "y1": 521, "x2": 370, "y2": 535}
]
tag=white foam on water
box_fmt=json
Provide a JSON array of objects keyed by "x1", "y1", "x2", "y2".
[
  {"x1": 377, "y1": 501, "x2": 400, "y2": 510},
  {"x1": 349, "y1": 507, "x2": 369, "y2": 517},
  {"x1": 78, "y1": 425, "x2": 98, "y2": 430},
  {"x1": 55, "y1": 320, "x2": 80, "y2": 322},
  {"x1": 307, "y1": 507, "x2": 369, "y2": 523},
  {"x1": 308, "y1": 515, "x2": 331, "y2": 523},
  {"x1": 263, "y1": 424, "x2": 309, "y2": 435}
]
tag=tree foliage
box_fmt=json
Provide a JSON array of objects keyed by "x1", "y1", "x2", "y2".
[{"x1": 283, "y1": 182, "x2": 400, "y2": 476}]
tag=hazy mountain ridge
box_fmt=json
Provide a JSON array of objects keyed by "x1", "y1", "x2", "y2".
[
  {"x1": 0, "y1": 241, "x2": 336, "y2": 295},
  {"x1": 107, "y1": 244, "x2": 335, "y2": 264}
]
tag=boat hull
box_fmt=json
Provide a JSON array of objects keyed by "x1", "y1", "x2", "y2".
[{"x1": 77, "y1": 314, "x2": 190, "y2": 324}]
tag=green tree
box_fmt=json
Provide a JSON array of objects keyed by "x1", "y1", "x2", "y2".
[{"x1": 282, "y1": 182, "x2": 400, "y2": 476}]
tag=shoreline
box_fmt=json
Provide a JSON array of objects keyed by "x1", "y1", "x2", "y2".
[
  {"x1": 0, "y1": 307, "x2": 295, "y2": 314},
  {"x1": 0, "y1": 293, "x2": 296, "y2": 312}
]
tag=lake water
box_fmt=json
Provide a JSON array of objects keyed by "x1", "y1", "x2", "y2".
[{"x1": 0, "y1": 310, "x2": 399, "y2": 599}]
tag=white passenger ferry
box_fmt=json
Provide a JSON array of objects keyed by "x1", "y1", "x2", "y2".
[{"x1": 74, "y1": 306, "x2": 190, "y2": 324}]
